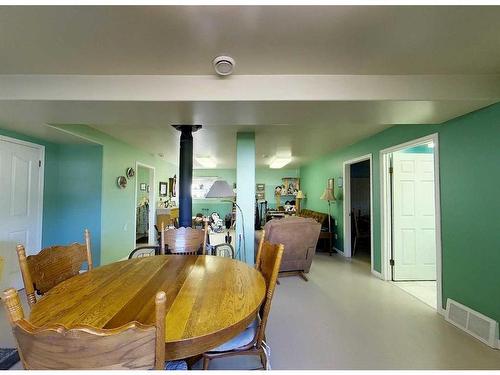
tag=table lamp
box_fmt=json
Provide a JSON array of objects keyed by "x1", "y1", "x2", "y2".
[{"x1": 320, "y1": 181, "x2": 336, "y2": 233}]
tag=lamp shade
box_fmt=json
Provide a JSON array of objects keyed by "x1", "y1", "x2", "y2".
[
  {"x1": 296, "y1": 190, "x2": 305, "y2": 199},
  {"x1": 205, "y1": 180, "x2": 235, "y2": 198},
  {"x1": 320, "y1": 188, "x2": 335, "y2": 201}
]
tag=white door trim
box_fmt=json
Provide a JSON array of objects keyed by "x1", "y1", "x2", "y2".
[
  {"x1": 379, "y1": 133, "x2": 444, "y2": 314},
  {"x1": 342, "y1": 154, "x2": 375, "y2": 275},
  {"x1": 134, "y1": 162, "x2": 156, "y2": 248},
  {"x1": 0, "y1": 134, "x2": 45, "y2": 253}
]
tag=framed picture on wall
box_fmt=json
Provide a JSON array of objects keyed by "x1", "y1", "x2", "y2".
[
  {"x1": 282, "y1": 177, "x2": 300, "y2": 195},
  {"x1": 140, "y1": 183, "x2": 147, "y2": 191},
  {"x1": 256, "y1": 183, "x2": 265, "y2": 200},
  {"x1": 159, "y1": 181, "x2": 168, "y2": 196}
]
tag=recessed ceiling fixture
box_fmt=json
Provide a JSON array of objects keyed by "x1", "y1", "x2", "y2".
[
  {"x1": 213, "y1": 55, "x2": 235, "y2": 76},
  {"x1": 269, "y1": 156, "x2": 292, "y2": 169},
  {"x1": 196, "y1": 156, "x2": 217, "y2": 168}
]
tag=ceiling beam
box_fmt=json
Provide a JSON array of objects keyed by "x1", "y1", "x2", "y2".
[{"x1": 1, "y1": 74, "x2": 500, "y2": 102}]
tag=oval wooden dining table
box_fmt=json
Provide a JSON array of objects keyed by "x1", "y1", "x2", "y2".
[{"x1": 29, "y1": 255, "x2": 266, "y2": 360}]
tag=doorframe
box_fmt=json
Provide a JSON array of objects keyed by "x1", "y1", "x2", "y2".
[
  {"x1": 380, "y1": 133, "x2": 444, "y2": 314},
  {"x1": 0, "y1": 135, "x2": 45, "y2": 254},
  {"x1": 342, "y1": 154, "x2": 376, "y2": 276},
  {"x1": 133, "y1": 162, "x2": 156, "y2": 247}
]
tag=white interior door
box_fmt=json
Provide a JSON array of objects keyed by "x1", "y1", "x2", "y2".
[
  {"x1": 0, "y1": 138, "x2": 44, "y2": 291},
  {"x1": 392, "y1": 151, "x2": 436, "y2": 281}
]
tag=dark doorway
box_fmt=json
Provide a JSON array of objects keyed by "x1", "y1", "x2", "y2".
[{"x1": 350, "y1": 160, "x2": 371, "y2": 260}]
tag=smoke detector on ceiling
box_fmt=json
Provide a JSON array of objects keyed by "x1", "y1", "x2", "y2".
[{"x1": 213, "y1": 55, "x2": 235, "y2": 76}]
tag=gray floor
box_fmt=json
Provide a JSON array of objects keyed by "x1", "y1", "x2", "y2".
[
  {"x1": 3, "y1": 253, "x2": 500, "y2": 370},
  {"x1": 196, "y1": 252, "x2": 500, "y2": 370}
]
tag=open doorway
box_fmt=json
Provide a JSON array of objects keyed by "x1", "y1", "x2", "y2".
[
  {"x1": 343, "y1": 154, "x2": 374, "y2": 273},
  {"x1": 381, "y1": 134, "x2": 442, "y2": 311},
  {"x1": 134, "y1": 163, "x2": 156, "y2": 248}
]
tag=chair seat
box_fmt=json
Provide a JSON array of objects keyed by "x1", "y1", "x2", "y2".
[
  {"x1": 209, "y1": 319, "x2": 258, "y2": 352},
  {"x1": 165, "y1": 360, "x2": 188, "y2": 370}
]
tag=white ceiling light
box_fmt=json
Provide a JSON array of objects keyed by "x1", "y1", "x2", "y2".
[
  {"x1": 196, "y1": 156, "x2": 217, "y2": 168},
  {"x1": 213, "y1": 55, "x2": 235, "y2": 76},
  {"x1": 269, "y1": 156, "x2": 292, "y2": 169}
]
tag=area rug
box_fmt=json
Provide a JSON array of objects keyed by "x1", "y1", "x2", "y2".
[{"x1": 0, "y1": 348, "x2": 20, "y2": 370}]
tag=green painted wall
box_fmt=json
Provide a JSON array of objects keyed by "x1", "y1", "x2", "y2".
[
  {"x1": 300, "y1": 123, "x2": 441, "y2": 271},
  {"x1": 300, "y1": 102, "x2": 500, "y2": 323},
  {"x1": 256, "y1": 168, "x2": 301, "y2": 208},
  {"x1": 192, "y1": 169, "x2": 235, "y2": 219},
  {"x1": 438, "y1": 103, "x2": 500, "y2": 324},
  {"x1": 52, "y1": 125, "x2": 177, "y2": 265},
  {"x1": 192, "y1": 167, "x2": 300, "y2": 219}
]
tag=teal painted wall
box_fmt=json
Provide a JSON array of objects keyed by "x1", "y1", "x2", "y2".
[
  {"x1": 44, "y1": 144, "x2": 103, "y2": 265},
  {"x1": 0, "y1": 128, "x2": 103, "y2": 264},
  {"x1": 192, "y1": 167, "x2": 300, "y2": 219},
  {"x1": 51, "y1": 125, "x2": 177, "y2": 264},
  {"x1": 236, "y1": 133, "x2": 256, "y2": 264},
  {"x1": 300, "y1": 102, "x2": 500, "y2": 323}
]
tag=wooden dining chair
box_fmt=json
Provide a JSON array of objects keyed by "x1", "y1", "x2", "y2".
[
  {"x1": 202, "y1": 240, "x2": 284, "y2": 370},
  {"x1": 160, "y1": 219, "x2": 208, "y2": 255},
  {"x1": 255, "y1": 230, "x2": 280, "y2": 285},
  {"x1": 1, "y1": 288, "x2": 187, "y2": 370},
  {"x1": 128, "y1": 245, "x2": 161, "y2": 259},
  {"x1": 16, "y1": 228, "x2": 93, "y2": 308},
  {"x1": 255, "y1": 230, "x2": 266, "y2": 270}
]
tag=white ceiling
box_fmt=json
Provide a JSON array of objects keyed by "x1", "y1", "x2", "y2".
[
  {"x1": 0, "y1": 6, "x2": 499, "y2": 168},
  {"x1": 0, "y1": 100, "x2": 494, "y2": 168},
  {"x1": 0, "y1": 6, "x2": 499, "y2": 75}
]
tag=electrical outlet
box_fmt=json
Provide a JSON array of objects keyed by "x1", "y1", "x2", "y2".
[
  {"x1": 334, "y1": 233, "x2": 338, "y2": 239},
  {"x1": 123, "y1": 222, "x2": 128, "y2": 231},
  {"x1": 334, "y1": 219, "x2": 337, "y2": 226}
]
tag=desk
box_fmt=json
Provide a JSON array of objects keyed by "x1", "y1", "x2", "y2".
[{"x1": 29, "y1": 255, "x2": 266, "y2": 360}]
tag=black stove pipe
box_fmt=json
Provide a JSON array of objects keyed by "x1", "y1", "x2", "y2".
[{"x1": 172, "y1": 125, "x2": 201, "y2": 228}]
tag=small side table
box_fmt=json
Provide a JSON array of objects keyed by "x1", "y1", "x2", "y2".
[{"x1": 318, "y1": 231, "x2": 334, "y2": 255}]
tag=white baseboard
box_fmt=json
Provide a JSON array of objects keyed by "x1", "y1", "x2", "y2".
[
  {"x1": 333, "y1": 247, "x2": 345, "y2": 256},
  {"x1": 371, "y1": 269, "x2": 383, "y2": 279}
]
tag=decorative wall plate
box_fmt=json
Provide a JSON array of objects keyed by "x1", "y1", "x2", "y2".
[
  {"x1": 117, "y1": 176, "x2": 127, "y2": 189},
  {"x1": 126, "y1": 167, "x2": 135, "y2": 178}
]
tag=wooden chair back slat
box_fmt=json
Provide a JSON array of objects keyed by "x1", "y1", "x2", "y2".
[
  {"x1": 160, "y1": 220, "x2": 208, "y2": 255},
  {"x1": 254, "y1": 241, "x2": 284, "y2": 347},
  {"x1": 255, "y1": 230, "x2": 266, "y2": 270},
  {"x1": 16, "y1": 229, "x2": 93, "y2": 307},
  {"x1": 1, "y1": 288, "x2": 166, "y2": 370}
]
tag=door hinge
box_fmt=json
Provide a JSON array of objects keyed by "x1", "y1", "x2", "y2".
[
  {"x1": 389, "y1": 166, "x2": 393, "y2": 174},
  {"x1": 390, "y1": 259, "x2": 395, "y2": 266},
  {"x1": 39, "y1": 160, "x2": 42, "y2": 167}
]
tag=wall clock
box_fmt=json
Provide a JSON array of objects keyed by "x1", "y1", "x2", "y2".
[{"x1": 117, "y1": 176, "x2": 127, "y2": 189}]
